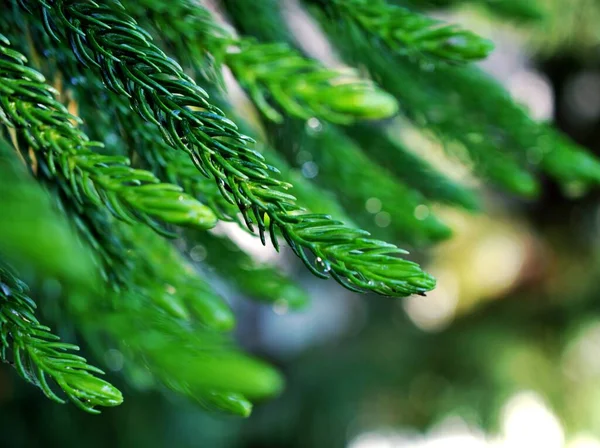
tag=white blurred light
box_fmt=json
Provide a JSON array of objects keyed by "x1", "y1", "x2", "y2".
[
  {"x1": 423, "y1": 417, "x2": 489, "y2": 448},
  {"x1": 211, "y1": 222, "x2": 282, "y2": 264},
  {"x1": 404, "y1": 269, "x2": 459, "y2": 332},
  {"x1": 421, "y1": 433, "x2": 488, "y2": 448},
  {"x1": 508, "y1": 70, "x2": 554, "y2": 121},
  {"x1": 563, "y1": 321, "x2": 600, "y2": 380},
  {"x1": 346, "y1": 405, "x2": 570, "y2": 448},
  {"x1": 283, "y1": 0, "x2": 343, "y2": 67},
  {"x1": 568, "y1": 434, "x2": 600, "y2": 448},
  {"x1": 301, "y1": 161, "x2": 319, "y2": 178},
  {"x1": 347, "y1": 431, "x2": 402, "y2": 448},
  {"x1": 306, "y1": 117, "x2": 323, "y2": 132},
  {"x1": 470, "y1": 233, "x2": 525, "y2": 294},
  {"x1": 347, "y1": 418, "x2": 488, "y2": 448},
  {"x1": 500, "y1": 391, "x2": 564, "y2": 448}
]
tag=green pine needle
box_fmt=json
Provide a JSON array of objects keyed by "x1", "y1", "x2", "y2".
[
  {"x1": 227, "y1": 39, "x2": 398, "y2": 124},
  {"x1": 271, "y1": 120, "x2": 452, "y2": 245},
  {"x1": 18, "y1": 0, "x2": 434, "y2": 297},
  {"x1": 312, "y1": 0, "x2": 494, "y2": 63},
  {"x1": 0, "y1": 34, "x2": 217, "y2": 236},
  {"x1": 0, "y1": 264, "x2": 122, "y2": 413},
  {"x1": 405, "y1": 0, "x2": 545, "y2": 22},
  {"x1": 311, "y1": 18, "x2": 543, "y2": 196},
  {"x1": 126, "y1": 0, "x2": 398, "y2": 124},
  {"x1": 74, "y1": 288, "x2": 283, "y2": 410},
  {"x1": 122, "y1": 224, "x2": 236, "y2": 332}
]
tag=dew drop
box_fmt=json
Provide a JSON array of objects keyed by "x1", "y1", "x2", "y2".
[
  {"x1": 104, "y1": 133, "x2": 119, "y2": 146},
  {"x1": 365, "y1": 197, "x2": 382, "y2": 214},
  {"x1": 446, "y1": 36, "x2": 468, "y2": 48},
  {"x1": 414, "y1": 205, "x2": 430, "y2": 221},
  {"x1": 104, "y1": 349, "x2": 124, "y2": 372},
  {"x1": 301, "y1": 161, "x2": 319, "y2": 179},
  {"x1": 305, "y1": 117, "x2": 323, "y2": 133},
  {"x1": 273, "y1": 299, "x2": 289, "y2": 315},
  {"x1": 295, "y1": 150, "x2": 313, "y2": 164},
  {"x1": 420, "y1": 61, "x2": 435, "y2": 72},
  {"x1": 375, "y1": 211, "x2": 392, "y2": 228},
  {"x1": 315, "y1": 257, "x2": 331, "y2": 273},
  {"x1": 190, "y1": 244, "x2": 207, "y2": 262}
]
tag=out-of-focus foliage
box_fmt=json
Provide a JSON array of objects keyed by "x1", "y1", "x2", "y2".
[{"x1": 0, "y1": 138, "x2": 97, "y2": 287}]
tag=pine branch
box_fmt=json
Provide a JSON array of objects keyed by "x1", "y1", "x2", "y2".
[
  {"x1": 0, "y1": 34, "x2": 217, "y2": 237},
  {"x1": 18, "y1": 0, "x2": 434, "y2": 297},
  {"x1": 120, "y1": 224, "x2": 236, "y2": 331},
  {"x1": 125, "y1": 0, "x2": 231, "y2": 87},
  {"x1": 311, "y1": 17, "x2": 544, "y2": 196},
  {"x1": 143, "y1": 1, "x2": 451, "y2": 242},
  {"x1": 226, "y1": 39, "x2": 398, "y2": 124},
  {"x1": 87, "y1": 301, "x2": 283, "y2": 412},
  {"x1": 70, "y1": 270, "x2": 283, "y2": 416},
  {"x1": 24, "y1": 44, "x2": 351, "y2": 305},
  {"x1": 0, "y1": 263, "x2": 122, "y2": 413},
  {"x1": 345, "y1": 123, "x2": 481, "y2": 210},
  {"x1": 126, "y1": 0, "x2": 399, "y2": 124},
  {"x1": 79, "y1": 73, "x2": 349, "y2": 230},
  {"x1": 113, "y1": 106, "x2": 244, "y2": 224},
  {"x1": 403, "y1": 0, "x2": 545, "y2": 21},
  {"x1": 257, "y1": 143, "x2": 354, "y2": 225},
  {"x1": 114, "y1": 89, "x2": 351, "y2": 231},
  {"x1": 308, "y1": 0, "x2": 494, "y2": 64},
  {"x1": 310, "y1": 9, "x2": 600, "y2": 194},
  {"x1": 222, "y1": 0, "x2": 480, "y2": 214},
  {"x1": 271, "y1": 120, "x2": 452, "y2": 245}
]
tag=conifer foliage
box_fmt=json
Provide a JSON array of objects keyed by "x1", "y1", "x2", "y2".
[{"x1": 0, "y1": 0, "x2": 598, "y2": 416}]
